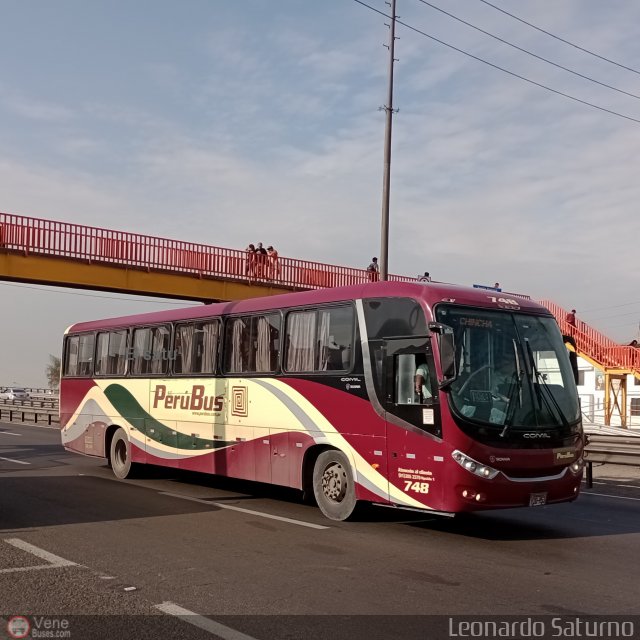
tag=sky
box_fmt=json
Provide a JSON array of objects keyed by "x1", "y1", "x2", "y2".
[{"x1": 1, "y1": 0, "x2": 639, "y2": 387}]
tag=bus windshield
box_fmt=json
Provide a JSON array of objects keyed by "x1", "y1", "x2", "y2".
[{"x1": 435, "y1": 305, "x2": 580, "y2": 430}]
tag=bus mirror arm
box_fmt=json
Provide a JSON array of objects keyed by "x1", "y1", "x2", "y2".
[
  {"x1": 438, "y1": 377, "x2": 455, "y2": 392},
  {"x1": 428, "y1": 322, "x2": 457, "y2": 389}
]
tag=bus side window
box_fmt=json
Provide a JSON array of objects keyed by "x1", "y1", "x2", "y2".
[
  {"x1": 395, "y1": 353, "x2": 434, "y2": 406},
  {"x1": 396, "y1": 353, "x2": 418, "y2": 405}
]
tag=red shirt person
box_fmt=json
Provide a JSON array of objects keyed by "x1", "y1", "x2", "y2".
[{"x1": 566, "y1": 309, "x2": 577, "y2": 330}]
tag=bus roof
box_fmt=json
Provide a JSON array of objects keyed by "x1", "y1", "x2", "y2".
[{"x1": 68, "y1": 282, "x2": 551, "y2": 333}]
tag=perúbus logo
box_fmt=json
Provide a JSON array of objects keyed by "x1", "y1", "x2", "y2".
[{"x1": 7, "y1": 615, "x2": 31, "y2": 639}]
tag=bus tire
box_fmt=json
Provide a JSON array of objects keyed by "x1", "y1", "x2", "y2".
[
  {"x1": 110, "y1": 427, "x2": 135, "y2": 479},
  {"x1": 313, "y1": 449, "x2": 357, "y2": 521}
]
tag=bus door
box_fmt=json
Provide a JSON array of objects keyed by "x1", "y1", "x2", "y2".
[
  {"x1": 382, "y1": 338, "x2": 443, "y2": 510},
  {"x1": 147, "y1": 380, "x2": 179, "y2": 469}
]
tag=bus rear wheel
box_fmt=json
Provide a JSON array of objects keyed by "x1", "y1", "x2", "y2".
[
  {"x1": 110, "y1": 427, "x2": 135, "y2": 479},
  {"x1": 313, "y1": 450, "x2": 357, "y2": 521}
]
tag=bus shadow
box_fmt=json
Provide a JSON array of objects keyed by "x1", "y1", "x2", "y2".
[
  {"x1": 139, "y1": 466, "x2": 640, "y2": 540},
  {"x1": 4, "y1": 459, "x2": 635, "y2": 539},
  {"x1": 402, "y1": 502, "x2": 640, "y2": 540},
  {"x1": 0, "y1": 475, "x2": 224, "y2": 531},
  {"x1": 141, "y1": 465, "x2": 308, "y2": 506}
]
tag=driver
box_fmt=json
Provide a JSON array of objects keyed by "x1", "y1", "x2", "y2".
[
  {"x1": 492, "y1": 352, "x2": 515, "y2": 396},
  {"x1": 414, "y1": 361, "x2": 433, "y2": 403}
]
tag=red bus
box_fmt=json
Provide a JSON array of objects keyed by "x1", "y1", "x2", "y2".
[{"x1": 60, "y1": 281, "x2": 584, "y2": 520}]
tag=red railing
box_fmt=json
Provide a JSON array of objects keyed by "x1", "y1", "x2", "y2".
[
  {"x1": 0, "y1": 212, "x2": 417, "y2": 290},
  {"x1": 540, "y1": 299, "x2": 640, "y2": 377},
  {"x1": 4, "y1": 213, "x2": 636, "y2": 376}
]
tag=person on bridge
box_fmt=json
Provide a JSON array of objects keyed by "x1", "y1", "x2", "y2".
[
  {"x1": 367, "y1": 257, "x2": 379, "y2": 282},
  {"x1": 418, "y1": 271, "x2": 431, "y2": 282},
  {"x1": 256, "y1": 242, "x2": 268, "y2": 278},
  {"x1": 267, "y1": 245, "x2": 280, "y2": 280},
  {"x1": 566, "y1": 309, "x2": 577, "y2": 332},
  {"x1": 245, "y1": 244, "x2": 257, "y2": 280}
]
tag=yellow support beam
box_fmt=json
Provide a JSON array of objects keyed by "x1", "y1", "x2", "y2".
[
  {"x1": 604, "y1": 373, "x2": 627, "y2": 428},
  {"x1": 0, "y1": 252, "x2": 295, "y2": 302}
]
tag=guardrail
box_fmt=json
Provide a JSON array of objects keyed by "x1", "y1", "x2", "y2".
[
  {"x1": 0, "y1": 398, "x2": 58, "y2": 409},
  {"x1": 584, "y1": 432, "x2": 640, "y2": 488},
  {"x1": 0, "y1": 407, "x2": 59, "y2": 426},
  {"x1": 0, "y1": 386, "x2": 55, "y2": 394}
]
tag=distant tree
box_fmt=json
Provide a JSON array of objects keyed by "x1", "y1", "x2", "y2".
[{"x1": 45, "y1": 355, "x2": 61, "y2": 390}]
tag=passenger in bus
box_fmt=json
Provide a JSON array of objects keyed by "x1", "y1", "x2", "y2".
[
  {"x1": 414, "y1": 360, "x2": 433, "y2": 403},
  {"x1": 326, "y1": 338, "x2": 344, "y2": 370}
]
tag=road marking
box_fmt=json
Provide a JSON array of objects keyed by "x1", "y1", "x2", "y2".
[
  {"x1": 0, "y1": 456, "x2": 30, "y2": 465},
  {"x1": 587, "y1": 480, "x2": 640, "y2": 490},
  {"x1": 0, "y1": 421, "x2": 58, "y2": 430},
  {"x1": 159, "y1": 491, "x2": 329, "y2": 530},
  {"x1": 155, "y1": 602, "x2": 259, "y2": 640},
  {"x1": 5, "y1": 539, "x2": 78, "y2": 566},
  {"x1": 582, "y1": 491, "x2": 640, "y2": 502},
  {"x1": 1, "y1": 539, "x2": 79, "y2": 574},
  {"x1": 0, "y1": 564, "x2": 71, "y2": 575},
  {"x1": 0, "y1": 431, "x2": 22, "y2": 436}
]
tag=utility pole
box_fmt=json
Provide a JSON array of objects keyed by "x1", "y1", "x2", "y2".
[{"x1": 379, "y1": 0, "x2": 397, "y2": 281}]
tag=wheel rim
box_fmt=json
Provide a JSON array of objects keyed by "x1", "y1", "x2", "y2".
[
  {"x1": 114, "y1": 439, "x2": 127, "y2": 469},
  {"x1": 321, "y1": 461, "x2": 347, "y2": 503}
]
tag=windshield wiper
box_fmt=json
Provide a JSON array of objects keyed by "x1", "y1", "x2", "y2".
[
  {"x1": 524, "y1": 339, "x2": 569, "y2": 427},
  {"x1": 499, "y1": 370, "x2": 523, "y2": 438},
  {"x1": 499, "y1": 339, "x2": 523, "y2": 438}
]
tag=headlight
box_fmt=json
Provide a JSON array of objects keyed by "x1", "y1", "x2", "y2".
[
  {"x1": 452, "y1": 450, "x2": 500, "y2": 479},
  {"x1": 569, "y1": 458, "x2": 584, "y2": 475}
]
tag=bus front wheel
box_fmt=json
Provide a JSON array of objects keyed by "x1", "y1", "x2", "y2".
[
  {"x1": 110, "y1": 428, "x2": 135, "y2": 479},
  {"x1": 313, "y1": 450, "x2": 357, "y2": 521}
]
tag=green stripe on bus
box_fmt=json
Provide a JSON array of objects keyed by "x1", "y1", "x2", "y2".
[{"x1": 104, "y1": 384, "x2": 232, "y2": 451}]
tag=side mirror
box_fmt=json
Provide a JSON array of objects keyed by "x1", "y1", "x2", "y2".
[
  {"x1": 562, "y1": 334, "x2": 579, "y2": 386},
  {"x1": 429, "y1": 322, "x2": 457, "y2": 389}
]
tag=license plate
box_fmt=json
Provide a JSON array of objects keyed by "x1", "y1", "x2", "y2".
[{"x1": 529, "y1": 492, "x2": 547, "y2": 507}]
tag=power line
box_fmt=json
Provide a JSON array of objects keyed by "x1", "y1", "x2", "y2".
[
  {"x1": 580, "y1": 300, "x2": 640, "y2": 313},
  {"x1": 600, "y1": 318, "x2": 640, "y2": 330},
  {"x1": 0, "y1": 281, "x2": 197, "y2": 306},
  {"x1": 477, "y1": 0, "x2": 640, "y2": 77},
  {"x1": 352, "y1": 0, "x2": 640, "y2": 125},
  {"x1": 583, "y1": 309, "x2": 640, "y2": 322},
  {"x1": 415, "y1": 0, "x2": 640, "y2": 101}
]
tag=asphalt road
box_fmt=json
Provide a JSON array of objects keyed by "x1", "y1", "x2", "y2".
[{"x1": 1, "y1": 421, "x2": 639, "y2": 640}]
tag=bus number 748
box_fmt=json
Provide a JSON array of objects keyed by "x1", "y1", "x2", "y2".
[{"x1": 404, "y1": 481, "x2": 430, "y2": 494}]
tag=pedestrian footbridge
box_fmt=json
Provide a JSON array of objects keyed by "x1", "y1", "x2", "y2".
[
  {"x1": 1, "y1": 212, "x2": 636, "y2": 425},
  {"x1": 0, "y1": 212, "x2": 411, "y2": 302}
]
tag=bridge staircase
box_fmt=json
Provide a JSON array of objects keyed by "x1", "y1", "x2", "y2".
[{"x1": 540, "y1": 300, "x2": 640, "y2": 427}]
